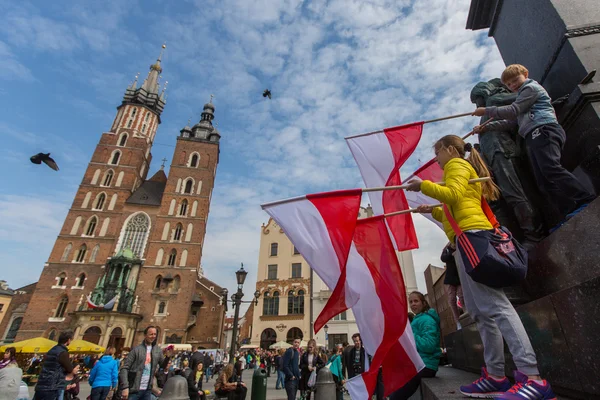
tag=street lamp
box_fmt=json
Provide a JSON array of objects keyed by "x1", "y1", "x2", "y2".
[
  {"x1": 324, "y1": 324, "x2": 329, "y2": 350},
  {"x1": 228, "y1": 263, "x2": 260, "y2": 364}
]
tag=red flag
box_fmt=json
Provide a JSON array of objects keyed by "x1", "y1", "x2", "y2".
[{"x1": 404, "y1": 157, "x2": 444, "y2": 228}]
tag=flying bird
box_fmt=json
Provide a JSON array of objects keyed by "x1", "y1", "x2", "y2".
[
  {"x1": 263, "y1": 89, "x2": 272, "y2": 99},
  {"x1": 30, "y1": 153, "x2": 59, "y2": 171}
]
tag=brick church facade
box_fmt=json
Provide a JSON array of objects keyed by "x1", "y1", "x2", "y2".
[{"x1": 12, "y1": 48, "x2": 227, "y2": 351}]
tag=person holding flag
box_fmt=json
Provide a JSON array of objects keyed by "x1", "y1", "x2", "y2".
[{"x1": 406, "y1": 135, "x2": 556, "y2": 400}]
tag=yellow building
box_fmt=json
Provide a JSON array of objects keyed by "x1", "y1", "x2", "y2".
[{"x1": 0, "y1": 281, "x2": 13, "y2": 330}]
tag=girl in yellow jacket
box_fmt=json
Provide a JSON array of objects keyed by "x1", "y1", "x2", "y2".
[{"x1": 406, "y1": 135, "x2": 556, "y2": 400}]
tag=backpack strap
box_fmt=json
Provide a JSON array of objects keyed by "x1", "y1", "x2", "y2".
[{"x1": 481, "y1": 197, "x2": 500, "y2": 228}]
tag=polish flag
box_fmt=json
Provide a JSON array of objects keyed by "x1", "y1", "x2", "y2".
[
  {"x1": 346, "y1": 123, "x2": 423, "y2": 251},
  {"x1": 262, "y1": 189, "x2": 363, "y2": 331},
  {"x1": 404, "y1": 157, "x2": 444, "y2": 228},
  {"x1": 344, "y1": 216, "x2": 424, "y2": 398}
]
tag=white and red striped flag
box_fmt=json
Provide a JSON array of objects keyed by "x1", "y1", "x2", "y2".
[
  {"x1": 346, "y1": 122, "x2": 423, "y2": 251},
  {"x1": 344, "y1": 215, "x2": 424, "y2": 398},
  {"x1": 404, "y1": 157, "x2": 444, "y2": 228},
  {"x1": 262, "y1": 189, "x2": 363, "y2": 329}
]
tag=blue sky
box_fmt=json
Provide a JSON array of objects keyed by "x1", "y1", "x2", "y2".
[{"x1": 0, "y1": 0, "x2": 505, "y2": 307}]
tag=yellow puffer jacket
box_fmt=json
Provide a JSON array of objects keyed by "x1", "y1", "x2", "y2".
[{"x1": 421, "y1": 158, "x2": 492, "y2": 243}]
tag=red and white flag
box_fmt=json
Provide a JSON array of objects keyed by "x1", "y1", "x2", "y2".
[
  {"x1": 344, "y1": 216, "x2": 424, "y2": 398},
  {"x1": 404, "y1": 157, "x2": 444, "y2": 228},
  {"x1": 346, "y1": 123, "x2": 423, "y2": 251},
  {"x1": 262, "y1": 189, "x2": 363, "y2": 331}
]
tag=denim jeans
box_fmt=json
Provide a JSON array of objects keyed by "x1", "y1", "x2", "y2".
[
  {"x1": 276, "y1": 370, "x2": 285, "y2": 389},
  {"x1": 91, "y1": 387, "x2": 111, "y2": 400},
  {"x1": 205, "y1": 367, "x2": 212, "y2": 382},
  {"x1": 285, "y1": 378, "x2": 298, "y2": 400},
  {"x1": 129, "y1": 390, "x2": 153, "y2": 400}
]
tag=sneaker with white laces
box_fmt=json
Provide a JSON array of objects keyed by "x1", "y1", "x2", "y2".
[
  {"x1": 496, "y1": 371, "x2": 557, "y2": 400},
  {"x1": 460, "y1": 367, "x2": 512, "y2": 398}
]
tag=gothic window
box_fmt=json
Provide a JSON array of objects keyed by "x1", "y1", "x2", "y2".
[
  {"x1": 142, "y1": 124, "x2": 147, "y2": 133},
  {"x1": 288, "y1": 290, "x2": 304, "y2": 315},
  {"x1": 119, "y1": 213, "x2": 150, "y2": 258},
  {"x1": 61, "y1": 243, "x2": 72, "y2": 262},
  {"x1": 75, "y1": 273, "x2": 85, "y2": 287},
  {"x1": 85, "y1": 217, "x2": 98, "y2": 236},
  {"x1": 127, "y1": 119, "x2": 133, "y2": 128},
  {"x1": 291, "y1": 263, "x2": 302, "y2": 278},
  {"x1": 145, "y1": 112, "x2": 150, "y2": 122},
  {"x1": 155, "y1": 275, "x2": 162, "y2": 289},
  {"x1": 89, "y1": 245, "x2": 100, "y2": 262},
  {"x1": 183, "y1": 179, "x2": 193, "y2": 194},
  {"x1": 75, "y1": 245, "x2": 87, "y2": 263},
  {"x1": 118, "y1": 133, "x2": 128, "y2": 147},
  {"x1": 110, "y1": 150, "x2": 121, "y2": 165},
  {"x1": 171, "y1": 276, "x2": 180, "y2": 292},
  {"x1": 189, "y1": 154, "x2": 199, "y2": 168},
  {"x1": 131, "y1": 108, "x2": 137, "y2": 118},
  {"x1": 55, "y1": 296, "x2": 68, "y2": 318},
  {"x1": 56, "y1": 273, "x2": 66, "y2": 287},
  {"x1": 270, "y1": 243, "x2": 278, "y2": 256},
  {"x1": 48, "y1": 329, "x2": 57, "y2": 341},
  {"x1": 167, "y1": 249, "x2": 177, "y2": 266},
  {"x1": 173, "y1": 223, "x2": 183, "y2": 241},
  {"x1": 4, "y1": 317, "x2": 22, "y2": 343},
  {"x1": 94, "y1": 194, "x2": 106, "y2": 210},
  {"x1": 102, "y1": 170, "x2": 114, "y2": 187},
  {"x1": 158, "y1": 301, "x2": 166, "y2": 315},
  {"x1": 263, "y1": 291, "x2": 279, "y2": 316},
  {"x1": 155, "y1": 248, "x2": 164, "y2": 265},
  {"x1": 267, "y1": 265, "x2": 277, "y2": 280},
  {"x1": 179, "y1": 199, "x2": 188, "y2": 216}
]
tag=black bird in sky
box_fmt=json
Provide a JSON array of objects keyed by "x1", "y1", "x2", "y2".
[
  {"x1": 263, "y1": 89, "x2": 272, "y2": 99},
  {"x1": 30, "y1": 153, "x2": 59, "y2": 171}
]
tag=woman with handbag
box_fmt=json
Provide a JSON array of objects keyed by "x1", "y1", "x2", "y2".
[
  {"x1": 299, "y1": 339, "x2": 323, "y2": 400},
  {"x1": 406, "y1": 135, "x2": 556, "y2": 400}
]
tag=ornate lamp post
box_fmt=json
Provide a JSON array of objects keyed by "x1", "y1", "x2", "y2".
[{"x1": 228, "y1": 263, "x2": 260, "y2": 364}]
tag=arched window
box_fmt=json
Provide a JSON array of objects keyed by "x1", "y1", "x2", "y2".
[
  {"x1": 102, "y1": 170, "x2": 114, "y2": 187},
  {"x1": 158, "y1": 301, "x2": 166, "y2": 314},
  {"x1": 184, "y1": 179, "x2": 193, "y2": 194},
  {"x1": 118, "y1": 213, "x2": 150, "y2": 257},
  {"x1": 145, "y1": 112, "x2": 150, "y2": 122},
  {"x1": 85, "y1": 217, "x2": 98, "y2": 236},
  {"x1": 75, "y1": 245, "x2": 87, "y2": 262},
  {"x1": 131, "y1": 108, "x2": 137, "y2": 118},
  {"x1": 5, "y1": 317, "x2": 23, "y2": 343},
  {"x1": 55, "y1": 296, "x2": 68, "y2": 318},
  {"x1": 110, "y1": 150, "x2": 121, "y2": 165},
  {"x1": 288, "y1": 290, "x2": 304, "y2": 314},
  {"x1": 118, "y1": 133, "x2": 128, "y2": 147},
  {"x1": 82, "y1": 326, "x2": 101, "y2": 344},
  {"x1": 173, "y1": 223, "x2": 183, "y2": 241},
  {"x1": 48, "y1": 329, "x2": 57, "y2": 341},
  {"x1": 94, "y1": 194, "x2": 106, "y2": 210},
  {"x1": 171, "y1": 276, "x2": 180, "y2": 292},
  {"x1": 167, "y1": 249, "x2": 177, "y2": 266},
  {"x1": 89, "y1": 244, "x2": 100, "y2": 262},
  {"x1": 142, "y1": 124, "x2": 147, "y2": 133},
  {"x1": 61, "y1": 243, "x2": 73, "y2": 262},
  {"x1": 270, "y1": 243, "x2": 278, "y2": 256},
  {"x1": 155, "y1": 248, "x2": 164, "y2": 265},
  {"x1": 75, "y1": 273, "x2": 86, "y2": 287},
  {"x1": 56, "y1": 272, "x2": 66, "y2": 287},
  {"x1": 286, "y1": 327, "x2": 303, "y2": 344},
  {"x1": 179, "y1": 199, "x2": 188, "y2": 216},
  {"x1": 189, "y1": 154, "x2": 199, "y2": 168},
  {"x1": 155, "y1": 275, "x2": 162, "y2": 289}
]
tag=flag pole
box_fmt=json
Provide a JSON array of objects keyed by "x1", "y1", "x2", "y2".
[
  {"x1": 345, "y1": 111, "x2": 476, "y2": 140},
  {"x1": 260, "y1": 194, "x2": 307, "y2": 209},
  {"x1": 384, "y1": 204, "x2": 443, "y2": 217},
  {"x1": 461, "y1": 117, "x2": 494, "y2": 139},
  {"x1": 361, "y1": 177, "x2": 491, "y2": 193}
]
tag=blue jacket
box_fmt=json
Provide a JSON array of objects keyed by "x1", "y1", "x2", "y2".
[
  {"x1": 282, "y1": 347, "x2": 300, "y2": 381},
  {"x1": 484, "y1": 78, "x2": 557, "y2": 138},
  {"x1": 89, "y1": 355, "x2": 118, "y2": 388},
  {"x1": 411, "y1": 309, "x2": 442, "y2": 371}
]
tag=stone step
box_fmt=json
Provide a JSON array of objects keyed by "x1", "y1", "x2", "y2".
[{"x1": 420, "y1": 366, "x2": 577, "y2": 400}]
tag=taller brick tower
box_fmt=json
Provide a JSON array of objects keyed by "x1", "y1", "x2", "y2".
[{"x1": 13, "y1": 47, "x2": 226, "y2": 350}]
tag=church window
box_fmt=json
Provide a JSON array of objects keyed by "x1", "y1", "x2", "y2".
[
  {"x1": 91, "y1": 169, "x2": 101, "y2": 185},
  {"x1": 75, "y1": 245, "x2": 87, "y2": 263},
  {"x1": 70, "y1": 216, "x2": 82, "y2": 235},
  {"x1": 89, "y1": 244, "x2": 100, "y2": 262},
  {"x1": 183, "y1": 179, "x2": 193, "y2": 194},
  {"x1": 102, "y1": 170, "x2": 114, "y2": 187},
  {"x1": 55, "y1": 296, "x2": 68, "y2": 318},
  {"x1": 171, "y1": 276, "x2": 180, "y2": 292},
  {"x1": 155, "y1": 275, "x2": 162, "y2": 289},
  {"x1": 127, "y1": 119, "x2": 133, "y2": 128},
  {"x1": 94, "y1": 194, "x2": 106, "y2": 210},
  {"x1": 179, "y1": 199, "x2": 188, "y2": 216},
  {"x1": 167, "y1": 249, "x2": 177, "y2": 266},
  {"x1": 155, "y1": 248, "x2": 164, "y2": 265},
  {"x1": 145, "y1": 112, "x2": 150, "y2": 122},
  {"x1": 179, "y1": 249, "x2": 188, "y2": 267},
  {"x1": 118, "y1": 133, "x2": 128, "y2": 147},
  {"x1": 61, "y1": 243, "x2": 72, "y2": 262},
  {"x1": 131, "y1": 108, "x2": 137, "y2": 118},
  {"x1": 48, "y1": 329, "x2": 57, "y2": 341},
  {"x1": 118, "y1": 212, "x2": 150, "y2": 258},
  {"x1": 110, "y1": 150, "x2": 121, "y2": 165},
  {"x1": 142, "y1": 124, "x2": 147, "y2": 133},
  {"x1": 85, "y1": 217, "x2": 98, "y2": 236},
  {"x1": 75, "y1": 273, "x2": 85, "y2": 287},
  {"x1": 189, "y1": 154, "x2": 199, "y2": 168},
  {"x1": 185, "y1": 223, "x2": 193, "y2": 242},
  {"x1": 173, "y1": 223, "x2": 183, "y2": 241},
  {"x1": 56, "y1": 273, "x2": 67, "y2": 287},
  {"x1": 157, "y1": 301, "x2": 166, "y2": 315}
]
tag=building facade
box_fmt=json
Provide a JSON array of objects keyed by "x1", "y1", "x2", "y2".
[
  {"x1": 0, "y1": 281, "x2": 13, "y2": 330},
  {"x1": 0, "y1": 283, "x2": 37, "y2": 344},
  {"x1": 13, "y1": 49, "x2": 226, "y2": 352}
]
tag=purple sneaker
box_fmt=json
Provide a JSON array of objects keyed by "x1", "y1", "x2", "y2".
[
  {"x1": 460, "y1": 367, "x2": 512, "y2": 398},
  {"x1": 497, "y1": 371, "x2": 557, "y2": 400}
]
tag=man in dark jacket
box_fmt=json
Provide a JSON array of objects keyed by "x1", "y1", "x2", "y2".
[
  {"x1": 189, "y1": 347, "x2": 203, "y2": 375},
  {"x1": 119, "y1": 326, "x2": 164, "y2": 400},
  {"x1": 342, "y1": 333, "x2": 366, "y2": 380},
  {"x1": 282, "y1": 339, "x2": 301, "y2": 400},
  {"x1": 34, "y1": 330, "x2": 79, "y2": 400}
]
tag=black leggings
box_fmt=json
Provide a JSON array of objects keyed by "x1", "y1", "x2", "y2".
[{"x1": 388, "y1": 367, "x2": 437, "y2": 400}]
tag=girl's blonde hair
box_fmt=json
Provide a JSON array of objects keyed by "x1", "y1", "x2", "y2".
[
  {"x1": 307, "y1": 339, "x2": 318, "y2": 355},
  {"x1": 434, "y1": 135, "x2": 500, "y2": 201},
  {"x1": 222, "y1": 363, "x2": 234, "y2": 380}
]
